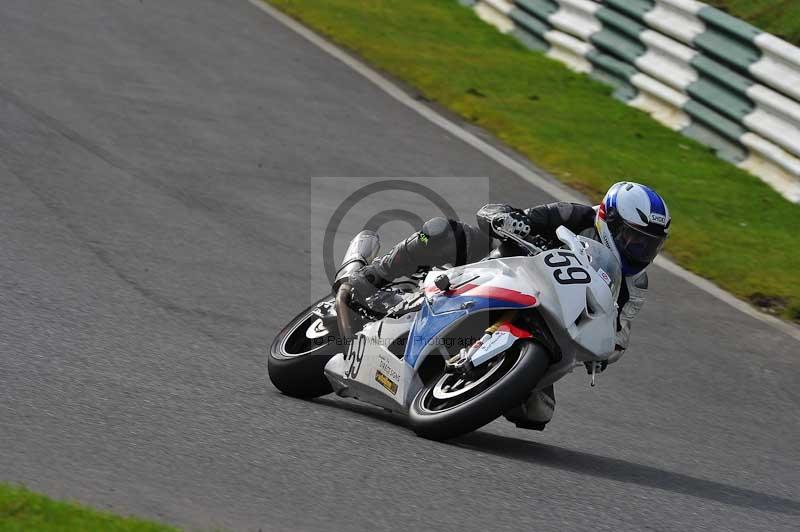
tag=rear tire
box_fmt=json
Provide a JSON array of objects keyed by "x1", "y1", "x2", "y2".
[
  {"x1": 409, "y1": 340, "x2": 550, "y2": 440},
  {"x1": 268, "y1": 296, "x2": 341, "y2": 399}
]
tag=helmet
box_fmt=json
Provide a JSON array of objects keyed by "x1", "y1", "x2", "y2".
[{"x1": 595, "y1": 182, "x2": 670, "y2": 275}]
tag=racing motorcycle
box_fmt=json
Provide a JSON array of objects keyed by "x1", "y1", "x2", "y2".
[{"x1": 268, "y1": 225, "x2": 621, "y2": 440}]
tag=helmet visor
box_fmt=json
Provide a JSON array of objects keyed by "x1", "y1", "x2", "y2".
[{"x1": 613, "y1": 221, "x2": 666, "y2": 266}]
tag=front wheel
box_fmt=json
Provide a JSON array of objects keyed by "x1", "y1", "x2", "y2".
[
  {"x1": 268, "y1": 296, "x2": 341, "y2": 399},
  {"x1": 409, "y1": 340, "x2": 550, "y2": 440}
]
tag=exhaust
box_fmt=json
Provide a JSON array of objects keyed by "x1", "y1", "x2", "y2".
[{"x1": 333, "y1": 231, "x2": 380, "y2": 340}]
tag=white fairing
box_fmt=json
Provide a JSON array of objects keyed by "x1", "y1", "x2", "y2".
[
  {"x1": 324, "y1": 227, "x2": 620, "y2": 411},
  {"x1": 536, "y1": 229, "x2": 618, "y2": 364},
  {"x1": 324, "y1": 313, "x2": 419, "y2": 412}
]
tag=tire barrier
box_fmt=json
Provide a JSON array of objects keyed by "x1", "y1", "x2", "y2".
[{"x1": 462, "y1": 0, "x2": 800, "y2": 202}]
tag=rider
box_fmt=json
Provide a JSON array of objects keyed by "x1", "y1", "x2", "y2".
[{"x1": 347, "y1": 182, "x2": 671, "y2": 430}]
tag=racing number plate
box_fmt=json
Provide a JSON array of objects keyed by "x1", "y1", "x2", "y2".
[
  {"x1": 543, "y1": 251, "x2": 591, "y2": 285},
  {"x1": 343, "y1": 334, "x2": 366, "y2": 379}
]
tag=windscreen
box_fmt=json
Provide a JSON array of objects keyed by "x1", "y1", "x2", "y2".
[{"x1": 579, "y1": 237, "x2": 622, "y2": 301}]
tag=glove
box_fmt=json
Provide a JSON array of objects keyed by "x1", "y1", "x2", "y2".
[{"x1": 491, "y1": 210, "x2": 531, "y2": 240}]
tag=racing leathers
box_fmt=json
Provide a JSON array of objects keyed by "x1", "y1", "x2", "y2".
[{"x1": 351, "y1": 202, "x2": 649, "y2": 429}]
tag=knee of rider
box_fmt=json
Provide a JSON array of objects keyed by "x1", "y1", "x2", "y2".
[
  {"x1": 420, "y1": 217, "x2": 451, "y2": 243},
  {"x1": 418, "y1": 217, "x2": 458, "y2": 262},
  {"x1": 420, "y1": 217, "x2": 491, "y2": 264}
]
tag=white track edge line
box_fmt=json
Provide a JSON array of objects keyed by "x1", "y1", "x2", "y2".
[{"x1": 247, "y1": 0, "x2": 800, "y2": 343}]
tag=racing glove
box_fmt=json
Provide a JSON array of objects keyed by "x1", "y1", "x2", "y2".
[{"x1": 490, "y1": 210, "x2": 532, "y2": 241}]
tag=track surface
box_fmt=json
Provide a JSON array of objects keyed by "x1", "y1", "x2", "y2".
[{"x1": 1, "y1": 1, "x2": 798, "y2": 530}]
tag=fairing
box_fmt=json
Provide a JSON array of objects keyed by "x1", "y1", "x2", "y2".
[
  {"x1": 324, "y1": 226, "x2": 619, "y2": 411},
  {"x1": 402, "y1": 261, "x2": 542, "y2": 368}
]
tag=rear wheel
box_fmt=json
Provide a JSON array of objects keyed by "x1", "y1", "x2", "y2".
[
  {"x1": 409, "y1": 340, "x2": 550, "y2": 440},
  {"x1": 268, "y1": 296, "x2": 341, "y2": 398}
]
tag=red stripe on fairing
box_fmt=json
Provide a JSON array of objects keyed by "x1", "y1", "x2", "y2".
[
  {"x1": 426, "y1": 283, "x2": 537, "y2": 306},
  {"x1": 497, "y1": 323, "x2": 533, "y2": 339}
]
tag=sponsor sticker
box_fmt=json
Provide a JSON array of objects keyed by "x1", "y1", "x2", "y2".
[
  {"x1": 378, "y1": 355, "x2": 401, "y2": 382},
  {"x1": 375, "y1": 370, "x2": 398, "y2": 395},
  {"x1": 480, "y1": 331, "x2": 509, "y2": 351},
  {"x1": 598, "y1": 268, "x2": 612, "y2": 286},
  {"x1": 650, "y1": 213, "x2": 667, "y2": 225}
]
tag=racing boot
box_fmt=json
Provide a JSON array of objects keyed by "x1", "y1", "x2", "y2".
[
  {"x1": 347, "y1": 263, "x2": 392, "y2": 307},
  {"x1": 504, "y1": 384, "x2": 556, "y2": 431}
]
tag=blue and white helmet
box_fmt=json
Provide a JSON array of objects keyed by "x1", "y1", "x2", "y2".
[{"x1": 596, "y1": 182, "x2": 670, "y2": 275}]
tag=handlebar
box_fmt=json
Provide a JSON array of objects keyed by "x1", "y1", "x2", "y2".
[{"x1": 493, "y1": 227, "x2": 545, "y2": 256}]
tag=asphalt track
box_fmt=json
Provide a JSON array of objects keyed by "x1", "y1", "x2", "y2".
[{"x1": 0, "y1": 1, "x2": 798, "y2": 531}]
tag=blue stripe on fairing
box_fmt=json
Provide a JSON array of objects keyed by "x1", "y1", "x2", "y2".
[
  {"x1": 403, "y1": 301, "x2": 466, "y2": 367},
  {"x1": 404, "y1": 294, "x2": 533, "y2": 367},
  {"x1": 642, "y1": 185, "x2": 666, "y2": 216}
]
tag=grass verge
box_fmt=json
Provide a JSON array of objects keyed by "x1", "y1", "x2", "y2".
[
  {"x1": 708, "y1": 1, "x2": 800, "y2": 45},
  {"x1": 0, "y1": 484, "x2": 177, "y2": 532},
  {"x1": 266, "y1": 0, "x2": 800, "y2": 322}
]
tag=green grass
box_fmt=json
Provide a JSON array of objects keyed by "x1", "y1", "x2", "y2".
[
  {"x1": 0, "y1": 484, "x2": 178, "y2": 532},
  {"x1": 708, "y1": 1, "x2": 800, "y2": 45},
  {"x1": 267, "y1": 0, "x2": 800, "y2": 321}
]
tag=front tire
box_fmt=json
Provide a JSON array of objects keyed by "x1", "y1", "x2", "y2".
[
  {"x1": 409, "y1": 340, "x2": 550, "y2": 440},
  {"x1": 268, "y1": 296, "x2": 341, "y2": 398}
]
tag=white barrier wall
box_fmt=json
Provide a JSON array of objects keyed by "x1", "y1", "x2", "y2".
[{"x1": 464, "y1": 0, "x2": 800, "y2": 202}]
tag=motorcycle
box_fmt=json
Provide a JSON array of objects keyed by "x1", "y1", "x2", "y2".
[{"x1": 268, "y1": 224, "x2": 621, "y2": 440}]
